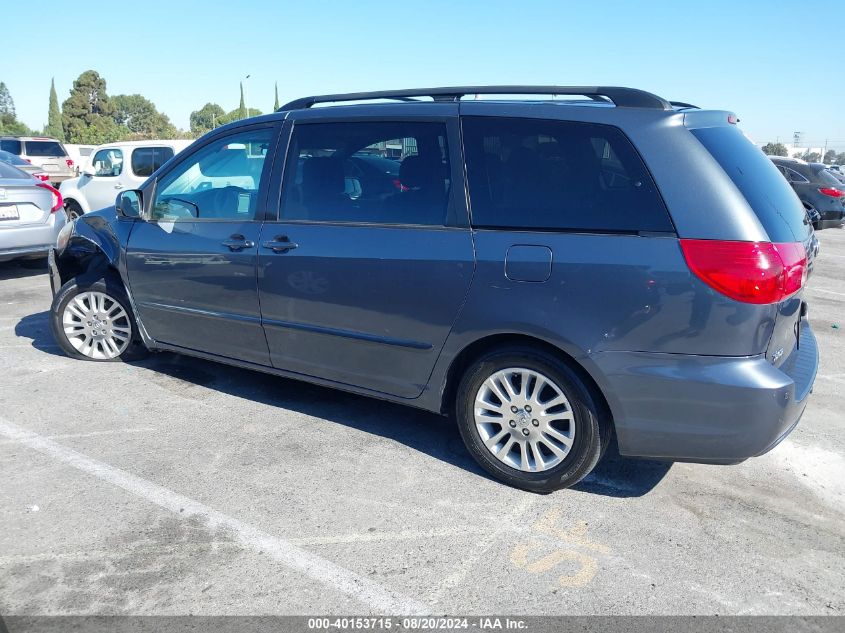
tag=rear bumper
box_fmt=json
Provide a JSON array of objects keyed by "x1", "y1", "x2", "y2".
[
  {"x1": 0, "y1": 213, "x2": 66, "y2": 262},
  {"x1": 818, "y1": 209, "x2": 844, "y2": 229},
  {"x1": 591, "y1": 318, "x2": 818, "y2": 463}
]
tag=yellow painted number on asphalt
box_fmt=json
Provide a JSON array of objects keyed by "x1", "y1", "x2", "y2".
[{"x1": 509, "y1": 507, "x2": 609, "y2": 587}]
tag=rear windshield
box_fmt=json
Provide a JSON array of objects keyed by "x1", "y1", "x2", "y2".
[
  {"x1": 0, "y1": 139, "x2": 22, "y2": 154},
  {"x1": 692, "y1": 127, "x2": 809, "y2": 242},
  {"x1": 815, "y1": 167, "x2": 843, "y2": 187},
  {"x1": 0, "y1": 162, "x2": 30, "y2": 179},
  {"x1": 24, "y1": 140, "x2": 67, "y2": 157}
]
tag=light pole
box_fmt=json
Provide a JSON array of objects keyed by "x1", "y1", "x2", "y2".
[{"x1": 243, "y1": 74, "x2": 251, "y2": 118}]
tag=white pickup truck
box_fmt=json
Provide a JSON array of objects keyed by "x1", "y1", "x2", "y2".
[{"x1": 59, "y1": 139, "x2": 193, "y2": 219}]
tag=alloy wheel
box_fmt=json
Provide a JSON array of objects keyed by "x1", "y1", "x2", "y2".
[
  {"x1": 61, "y1": 291, "x2": 132, "y2": 360},
  {"x1": 474, "y1": 367, "x2": 575, "y2": 472}
]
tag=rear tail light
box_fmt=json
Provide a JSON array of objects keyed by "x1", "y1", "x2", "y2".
[
  {"x1": 65, "y1": 158, "x2": 74, "y2": 169},
  {"x1": 32, "y1": 172, "x2": 50, "y2": 182},
  {"x1": 680, "y1": 239, "x2": 807, "y2": 304},
  {"x1": 818, "y1": 187, "x2": 843, "y2": 198},
  {"x1": 36, "y1": 182, "x2": 63, "y2": 213},
  {"x1": 392, "y1": 178, "x2": 409, "y2": 192}
]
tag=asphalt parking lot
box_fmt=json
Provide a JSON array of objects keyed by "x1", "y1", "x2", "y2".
[{"x1": 0, "y1": 231, "x2": 843, "y2": 617}]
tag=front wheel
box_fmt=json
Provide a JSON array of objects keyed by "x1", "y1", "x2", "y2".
[
  {"x1": 50, "y1": 277, "x2": 147, "y2": 361},
  {"x1": 65, "y1": 200, "x2": 83, "y2": 221},
  {"x1": 455, "y1": 347, "x2": 607, "y2": 493}
]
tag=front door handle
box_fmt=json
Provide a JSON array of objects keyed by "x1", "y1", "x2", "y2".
[
  {"x1": 222, "y1": 234, "x2": 255, "y2": 251},
  {"x1": 262, "y1": 235, "x2": 299, "y2": 253},
  {"x1": 114, "y1": 183, "x2": 124, "y2": 190}
]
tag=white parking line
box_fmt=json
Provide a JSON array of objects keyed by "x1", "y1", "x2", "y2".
[
  {"x1": 0, "y1": 427, "x2": 157, "y2": 446},
  {"x1": 0, "y1": 417, "x2": 428, "y2": 615},
  {"x1": 812, "y1": 288, "x2": 845, "y2": 298}
]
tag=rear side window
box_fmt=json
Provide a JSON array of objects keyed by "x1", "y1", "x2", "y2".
[
  {"x1": 131, "y1": 146, "x2": 175, "y2": 178},
  {"x1": 462, "y1": 116, "x2": 672, "y2": 232},
  {"x1": 692, "y1": 127, "x2": 809, "y2": 242},
  {"x1": 24, "y1": 141, "x2": 66, "y2": 157},
  {"x1": 1, "y1": 139, "x2": 22, "y2": 154}
]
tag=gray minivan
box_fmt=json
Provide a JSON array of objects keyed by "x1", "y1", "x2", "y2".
[{"x1": 47, "y1": 86, "x2": 818, "y2": 492}]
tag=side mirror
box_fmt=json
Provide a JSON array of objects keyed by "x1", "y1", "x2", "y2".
[{"x1": 116, "y1": 189, "x2": 143, "y2": 219}]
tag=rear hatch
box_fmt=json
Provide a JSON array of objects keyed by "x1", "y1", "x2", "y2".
[
  {"x1": 0, "y1": 164, "x2": 53, "y2": 228},
  {"x1": 23, "y1": 139, "x2": 72, "y2": 176},
  {"x1": 689, "y1": 124, "x2": 814, "y2": 372}
]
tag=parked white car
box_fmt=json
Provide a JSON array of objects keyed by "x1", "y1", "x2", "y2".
[
  {"x1": 59, "y1": 139, "x2": 193, "y2": 219},
  {"x1": 63, "y1": 144, "x2": 97, "y2": 175}
]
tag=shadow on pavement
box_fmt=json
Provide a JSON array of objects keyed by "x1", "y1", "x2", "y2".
[
  {"x1": 0, "y1": 259, "x2": 48, "y2": 281},
  {"x1": 15, "y1": 311, "x2": 64, "y2": 356},
  {"x1": 16, "y1": 312, "x2": 672, "y2": 497}
]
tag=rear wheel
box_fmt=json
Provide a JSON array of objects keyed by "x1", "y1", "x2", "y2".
[
  {"x1": 51, "y1": 277, "x2": 147, "y2": 361},
  {"x1": 455, "y1": 346, "x2": 607, "y2": 493}
]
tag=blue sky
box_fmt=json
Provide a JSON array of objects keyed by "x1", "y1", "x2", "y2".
[{"x1": 3, "y1": 0, "x2": 844, "y2": 150}]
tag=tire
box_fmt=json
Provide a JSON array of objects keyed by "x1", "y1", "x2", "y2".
[
  {"x1": 455, "y1": 346, "x2": 608, "y2": 493},
  {"x1": 65, "y1": 200, "x2": 83, "y2": 221},
  {"x1": 50, "y1": 276, "x2": 148, "y2": 362}
]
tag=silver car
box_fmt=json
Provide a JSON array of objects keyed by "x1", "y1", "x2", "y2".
[
  {"x1": 0, "y1": 149, "x2": 50, "y2": 182},
  {"x1": 0, "y1": 161, "x2": 67, "y2": 262},
  {"x1": 0, "y1": 137, "x2": 76, "y2": 185}
]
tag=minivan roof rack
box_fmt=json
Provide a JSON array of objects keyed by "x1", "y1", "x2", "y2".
[{"x1": 279, "y1": 86, "x2": 672, "y2": 111}]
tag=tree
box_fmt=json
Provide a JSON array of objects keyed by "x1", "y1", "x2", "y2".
[
  {"x1": 823, "y1": 150, "x2": 837, "y2": 164},
  {"x1": 112, "y1": 94, "x2": 177, "y2": 139},
  {"x1": 0, "y1": 82, "x2": 15, "y2": 124},
  {"x1": 0, "y1": 82, "x2": 34, "y2": 136},
  {"x1": 218, "y1": 106, "x2": 263, "y2": 127},
  {"x1": 804, "y1": 152, "x2": 820, "y2": 163},
  {"x1": 238, "y1": 82, "x2": 247, "y2": 120},
  {"x1": 274, "y1": 82, "x2": 279, "y2": 111},
  {"x1": 45, "y1": 78, "x2": 64, "y2": 140},
  {"x1": 837, "y1": 152, "x2": 845, "y2": 166},
  {"x1": 792, "y1": 152, "x2": 804, "y2": 159},
  {"x1": 61, "y1": 70, "x2": 123, "y2": 144},
  {"x1": 761, "y1": 142, "x2": 788, "y2": 157},
  {"x1": 190, "y1": 102, "x2": 225, "y2": 135}
]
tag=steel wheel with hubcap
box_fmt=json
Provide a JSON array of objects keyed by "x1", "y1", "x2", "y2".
[{"x1": 456, "y1": 346, "x2": 607, "y2": 492}]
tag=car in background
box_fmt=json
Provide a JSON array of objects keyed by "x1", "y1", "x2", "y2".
[
  {"x1": 813, "y1": 164, "x2": 845, "y2": 186},
  {"x1": 0, "y1": 161, "x2": 66, "y2": 262},
  {"x1": 0, "y1": 149, "x2": 50, "y2": 181},
  {"x1": 60, "y1": 139, "x2": 193, "y2": 219},
  {"x1": 0, "y1": 136, "x2": 75, "y2": 186},
  {"x1": 770, "y1": 156, "x2": 845, "y2": 229},
  {"x1": 64, "y1": 144, "x2": 97, "y2": 175}
]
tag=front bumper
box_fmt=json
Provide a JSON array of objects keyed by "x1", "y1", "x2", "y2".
[
  {"x1": 48, "y1": 247, "x2": 61, "y2": 295},
  {"x1": 592, "y1": 318, "x2": 818, "y2": 463}
]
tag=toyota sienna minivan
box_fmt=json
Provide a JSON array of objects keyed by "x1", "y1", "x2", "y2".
[{"x1": 47, "y1": 86, "x2": 819, "y2": 492}]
